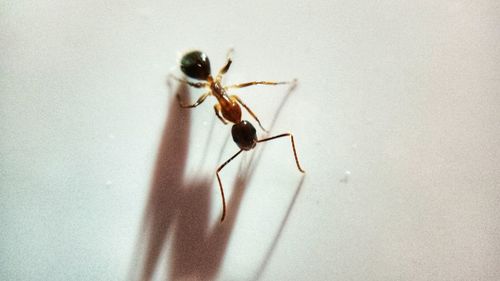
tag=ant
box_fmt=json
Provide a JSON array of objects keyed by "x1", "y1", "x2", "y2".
[
  {"x1": 170, "y1": 49, "x2": 295, "y2": 132},
  {"x1": 216, "y1": 120, "x2": 305, "y2": 222}
]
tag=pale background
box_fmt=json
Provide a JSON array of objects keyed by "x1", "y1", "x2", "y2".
[{"x1": 1, "y1": 1, "x2": 499, "y2": 280}]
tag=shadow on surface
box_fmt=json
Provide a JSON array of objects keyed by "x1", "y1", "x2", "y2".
[
  {"x1": 251, "y1": 176, "x2": 305, "y2": 281},
  {"x1": 128, "y1": 81, "x2": 304, "y2": 280},
  {"x1": 130, "y1": 83, "x2": 191, "y2": 281}
]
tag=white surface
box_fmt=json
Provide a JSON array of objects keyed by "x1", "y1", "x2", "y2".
[{"x1": 1, "y1": 1, "x2": 500, "y2": 280}]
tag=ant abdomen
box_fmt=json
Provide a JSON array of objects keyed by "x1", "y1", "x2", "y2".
[{"x1": 231, "y1": 121, "x2": 257, "y2": 151}]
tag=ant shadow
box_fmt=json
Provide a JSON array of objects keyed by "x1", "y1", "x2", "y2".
[{"x1": 128, "y1": 81, "x2": 305, "y2": 281}]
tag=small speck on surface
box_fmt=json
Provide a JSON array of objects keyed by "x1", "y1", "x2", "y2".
[{"x1": 339, "y1": 170, "x2": 351, "y2": 183}]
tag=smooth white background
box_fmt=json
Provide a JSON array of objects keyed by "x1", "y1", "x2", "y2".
[{"x1": 1, "y1": 1, "x2": 499, "y2": 280}]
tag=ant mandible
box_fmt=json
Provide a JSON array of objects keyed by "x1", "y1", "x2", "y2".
[
  {"x1": 170, "y1": 49, "x2": 295, "y2": 132},
  {"x1": 216, "y1": 120, "x2": 305, "y2": 222}
]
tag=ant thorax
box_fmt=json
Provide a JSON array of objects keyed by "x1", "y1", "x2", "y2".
[{"x1": 210, "y1": 80, "x2": 225, "y2": 98}]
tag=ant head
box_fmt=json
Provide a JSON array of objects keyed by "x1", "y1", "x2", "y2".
[
  {"x1": 232, "y1": 121, "x2": 257, "y2": 151},
  {"x1": 180, "y1": 50, "x2": 211, "y2": 81}
]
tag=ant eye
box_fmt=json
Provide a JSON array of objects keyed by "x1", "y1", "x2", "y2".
[{"x1": 180, "y1": 51, "x2": 211, "y2": 80}]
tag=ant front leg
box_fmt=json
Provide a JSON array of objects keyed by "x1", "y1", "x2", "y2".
[
  {"x1": 230, "y1": 95, "x2": 268, "y2": 132},
  {"x1": 169, "y1": 74, "x2": 208, "y2": 88},
  {"x1": 177, "y1": 92, "x2": 210, "y2": 108},
  {"x1": 216, "y1": 149, "x2": 243, "y2": 222},
  {"x1": 216, "y1": 48, "x2": 234, "y2": 80},
  {"x1": 257, "y1": 133, "x2": 305, "y2": 173},
  {"x1": 224, "y1": 78, "x2": 297, "y2": 90}
]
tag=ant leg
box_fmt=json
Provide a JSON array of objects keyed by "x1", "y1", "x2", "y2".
[
  {"x1": 216, "y1": 48, "x2": 234, "y2": 80},
  {"x1": 224, "y1": 78, "x2": 297, "y2": 90},
  {"x1": 214, "y1": 104, "x2": 228, "y2": 124},
  {"x1": 177, "y1": 92, "x2": 210, "y2": 108},
  {"x1": 169, "y1": 74, "x2": 208, "y2": 88},
  {"x1": 230, "y1": 95, "x2": 268, "y2": 132},
  {"x1": 216, "y1": 149, "x2": 243, "y2": 222},
  {"x1": 257, "y1": 133, "x2": 305, "y2": 173}
]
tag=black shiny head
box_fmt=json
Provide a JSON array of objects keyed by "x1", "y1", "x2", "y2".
[
  {"x1": 180, "y1": 50, "x2": 211, "y2": 80},
  {"x1": 232, "y1": 121, "x2": 257, "y2": 151}
]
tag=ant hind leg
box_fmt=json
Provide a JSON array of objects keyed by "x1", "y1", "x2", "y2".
[
  {"x1": 230, "y1": 95, "x2": 268, "y2": 132},
  {"x1": 257, "y1": 133, "x2": 305, "y2": 173},
  {"x1": 216, "y1": 149, "x2": 243, "y2": 222},
  {"x1": 214, "y1": 104, "x2": 229, "y2": 124}
]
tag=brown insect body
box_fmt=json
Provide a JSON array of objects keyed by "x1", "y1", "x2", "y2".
[
  {"x1": 171, "y1": 49, "x2": 305, "y2": 222},
  {"x1": 209, "y1": 78, "x2": 242, "y2": 124},
  {"x1": 171, "y1": 49, "x2": 293, "y2": 132}
]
